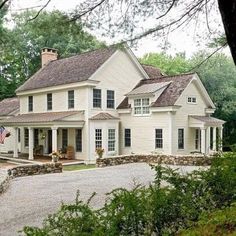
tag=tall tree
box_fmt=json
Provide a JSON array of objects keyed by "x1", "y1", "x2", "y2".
[{"x1": 0, "y1": 10, "x2": 105, "y2": 99}]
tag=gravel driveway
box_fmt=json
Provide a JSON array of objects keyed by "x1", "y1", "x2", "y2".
[{"x1": 0, "y1": 163, "x2": 204, "y2": 236}]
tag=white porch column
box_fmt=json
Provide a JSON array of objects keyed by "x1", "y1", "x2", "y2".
[
  {"x1": 168, "y1": 111, "x2": 173, "y2": 155},
  {"x1": 52, "y1": 127, "x2": 58, "y2": 152},
  {"x1": 205, "y1": 127, "x2": 211, "y2": 155},
  {"x1": 200, "y1": 128, "x2": 206, "y2": 154},
  {"x1": 219, "y1": 126, "x2": 223, "y2": 151},
  {"x1": 212, "y1": 127, "x2": 217, "y2": 151},
  {"x1": 28, "y1": 127, "x2": 34, "y2": 160},
  {"x1": 13, "y1": 127, "x2": 18, "y2": 158}
]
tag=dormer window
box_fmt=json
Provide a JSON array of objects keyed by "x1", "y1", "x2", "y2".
[
  {"x1": 187, "y1": 96, "x2": 197, "y2": 104},
  {"x1": 134, "y1": 98, "x2": 150, "y2": 115}
]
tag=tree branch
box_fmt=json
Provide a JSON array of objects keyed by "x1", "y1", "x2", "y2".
[
  {"x1": 27, "y1": 0, "x2": 51, "y2": 21},
  {"x1": 0, "y1": 0, "x2": 9, "y2": 10}
]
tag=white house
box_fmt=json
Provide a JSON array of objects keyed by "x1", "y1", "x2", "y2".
[{"x1": 1, "y1": 46, "x2": 225, "y2": 163}]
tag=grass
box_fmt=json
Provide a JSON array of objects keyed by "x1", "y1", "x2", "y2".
[{"x1": 63, "y1": 164, "x2": 96, "y2": 171}]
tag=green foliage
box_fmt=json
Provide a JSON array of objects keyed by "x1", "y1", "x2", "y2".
[
  {"x1": 22, "y1": 154, "x2": 236, "y2": 235},
  {"x1": 0, "y1": 10, "x2": 105, "y2": 99}
]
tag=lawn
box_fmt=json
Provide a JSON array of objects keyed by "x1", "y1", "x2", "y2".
[{"x1": 63, "y1": 164, "x2": 96, "y2": 171}]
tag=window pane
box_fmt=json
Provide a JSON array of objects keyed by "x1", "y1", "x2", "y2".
[
  {"x1": 108, "y1": 129, "x2": 115, "y2": 151},
  {"x1": 134, "y1": 107, "x2": 142, "y2": 114},
  {"x1": 134, "y1": 99, "x2": 141, "y2": 106},
  {"x1": 142, "y1": 98, "x2": 149, "y2": 106},
  {"x1": 76, "y1": 129, "x2": 82, "y2": 152},
  {"x1": 62, "y1": 129, "x2": 68, "y2": 149},
  {"x1": 155, "y1": 129, "x2": 163, "y2": 148},
  {"x1": 68, "y1": 90, "x2": 74, "y2": 109},
  {"x1": 95, "y1": 129, "x2": 102, "y2": 149},
  {"x1": 24, "y1": 128, "x2": 29, "y2": 147},
  {"x1": 93, "y1": 89, "x2": 101, "y2": 108},
  {"x1": 178, "y1": 129, "x2": 184, "y2": 149},
  {"x1": 107, "y1": 90, "x2": 114, "y2": 108},
  {"x1": 124, "y1": 129, "x2": 131, "y2": 147},
  {"x1": 47, "y1": 93, "x2": 52, "y2": 110},
  {"x1": 34, "y1": 129, "x2": 39, "y2": 146},
  {"x1": 28, "y1": 96, "x2": 33, "y2": 112},
  {"x1": 142, "y1": 107, "x2": 150, "y2": 114}
]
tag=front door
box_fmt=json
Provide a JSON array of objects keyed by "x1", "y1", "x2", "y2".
[{"x1": 48, "y1": 130, "x2": 52, "y2": 154}]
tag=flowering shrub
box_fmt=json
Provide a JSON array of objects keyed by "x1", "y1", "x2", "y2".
[{"x1": 96, "y1": 147, "x2": 104, "y2": 158}]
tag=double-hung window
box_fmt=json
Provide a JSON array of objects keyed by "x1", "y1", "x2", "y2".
[
  {"x1": 62, "y1": 129, "x2": 68, "y2": 149},
  {"x1": 47, "y1": 93, "x2": 52, "y2": 110},
  {"x1": 95, "y1": 129, "x2": 102, "y2": 149},
  {"x1": 124, "y1": 129, "x2": 131, "y2": 147},
  {"x1": 93, "y1": 89, "x2": 101, "y2": 108},
  {"x1": 187, "y1": 96, "x2": 197, "y2": 104},
  {"x1": 75, "y1": 129, "x2": 82, "y2": 152},
  {"x1": 68, "y1": 90, "x2": 74, "y2": 109},
  {"x1": 178, "y1": 128, "x2": 184, "y2": 149},
  {"x1": 134, "y1": 98, "x2": 150, "y2": 115},
  {"x1": 108, "y1": 129, "x2": 115, "y2": 152},
  {"x1": 195, "y1": 129, "x2": 199, "y2": 150},
  {"x1": 155, "y1": 129, "x2": 163, "y2": 149},
  {"x1": 28, "y1": 96, "x2": 33, "y2": 112},
  {"x1": 107, "y1": 90, "x2": 115, "y2": 108}
]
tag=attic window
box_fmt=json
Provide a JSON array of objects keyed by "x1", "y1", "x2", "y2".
[
  {"x1": 134, "y1": 98, "x2": 150, "y2": 115},
  {"x1": 187, "y1": 96, "x2": 197, "y2": 104}
]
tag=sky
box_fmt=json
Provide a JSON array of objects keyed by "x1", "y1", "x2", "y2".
[{"x1": 8, "y1": 0, "x2": 229, "y2": 58}]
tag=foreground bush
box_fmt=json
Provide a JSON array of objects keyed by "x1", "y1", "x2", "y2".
[{"x1": 22, "y1": 153, "x2": 236, "y2": 236}]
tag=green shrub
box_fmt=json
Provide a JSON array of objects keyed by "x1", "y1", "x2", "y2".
[{"x1": 22, "y1": 153, "x2": 236, "y2": 236}]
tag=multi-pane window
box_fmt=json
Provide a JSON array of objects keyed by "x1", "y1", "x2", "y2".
[
  {"x1": 24, "y1": 128, "x2": 29, "y2": 147},
  {"x1": 62, "y1": 129, "x2": 68, "y2": 149},
  {"x1": 95, "y1": 129, "x2": 102, "y2": 149},
  {"x1": 108, "y1": 129, "x2": 115, "y2": 152},
  {"x1": 124, "y1": 129, "x2": 131, "y2": 147},
  {"x1": 68, "y1": 90, "x2": 74, "y2": 109},
  {"x1": 107, "y1": 90, "x2": 115, "y2": 108},
  {"x1": 28, "y1": 96, "x2": 33, "y2": 112},
  {"x1": 47, "y1": 93, "x2": 52, "y2": 110},
  {"x1": 134, "y1": 98, "x2": 150, "y2": 115},
  {"x1": 155, "y1": 129, "x2": 163, "y2": 149},
  {"x1": 178, "y1": 128, "x2": 184, "y2": 149},
  {"x1": 187, "y1": 96, "x2": 197, "y2": 104},
  {"x1": 93, "y1": 89, "x2": 101, "y2": 108},
  {"x1": 18, "y1": 128, "x2": 21, "y2": 142},
  {"x1": 75, "y1": 129, "x2": 82, "y2": 152},
  {"x1": 195, "y1": 129, "x2": 199, "y2": 150}
]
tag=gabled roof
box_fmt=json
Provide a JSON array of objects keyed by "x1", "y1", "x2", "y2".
[
  {"x1": 190, "y1": 116, "x2": 225, "y2": 125},
  {"x1": 0, "y1": 97, "x2": 20, "y2": 116},
  {"x1": 90, "y1": 112, "x2": 119, "y2": 120},
  {"x1": 117, "y1": 73, "x2": 195, "y2": 108},
  {"x1": 1, "y1": 111, "x2": 81, "y2": 124},
  {"x1": 16, "y1": 47, "x2": 117, "y2": 93},
  {"x1": 142, "y1": 64, "x2": 163, "y2": 78}
]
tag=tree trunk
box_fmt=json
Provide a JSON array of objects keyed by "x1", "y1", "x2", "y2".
[{"x1": 218, "y1": 0, "x2": 236, "y2": 64}]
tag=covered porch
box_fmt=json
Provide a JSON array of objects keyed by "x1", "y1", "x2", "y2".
[
  {"x1": 1, "y1": 111, "x2": 85, "y2": 160},
  {"x1": 189, "y1": 115, "x2": 225, "y2": 155}
]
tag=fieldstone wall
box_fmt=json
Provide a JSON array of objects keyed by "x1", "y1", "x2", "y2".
[
  {"x1": 7, "y1": 163, "x2": 62, "y2": 178},
  {"x1": 0, "y1": 174, "x2": 10, "y2": 195},
  {"x1": 96, "y1": 154, "x2": 213, "y2": 167}
]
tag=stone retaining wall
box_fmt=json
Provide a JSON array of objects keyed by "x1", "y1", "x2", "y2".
[
  {"x1": 7, "y1": 163, "x2": 63, "y2": 178},
  {"x1": 96, "y1": 154, "x2": 213, "y2": 167},
  {"x1": 0, "y1": 163, "x2": 63, "y2": 195}
]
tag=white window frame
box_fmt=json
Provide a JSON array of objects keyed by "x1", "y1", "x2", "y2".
[
  {"x1": 187, "y1": 96, "x2": 197, "y2": 104},
  {"x1": 124, "y1": 128, "x2": 131, "y2": 147},
  {"x1": 95, "y1": 129, "x2": 102, "y2": 149},
  {"x1": 107, "y1": 90, "x2": 115, "y2": 109},
  {"x1": 155, "y1": 129, "x2": 163, "y2": 149},
  {"x1": 195, "y1": 129, "x2": 200, "y2": 150},
  {"x1": 178, "y1": 128, "x2": 185, "y2": 150},
  {"x1": 108, "y1": 129, "x2": 116, "y2": 152},
  {"x1": 134, "y1": 98, "x2": 150, "y2": 115}
]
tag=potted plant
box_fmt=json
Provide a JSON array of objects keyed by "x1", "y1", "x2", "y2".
[
  {"x1": 49, "y1": 150, "x2": 61, "y2": 163},
  {"x1": 96, "y1": 147, "x2": 104, "y2": 159}
]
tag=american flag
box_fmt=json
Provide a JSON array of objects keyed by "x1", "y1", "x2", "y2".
[{"x1": 0, "y1": 126, "x2": 8, "y2": 144}]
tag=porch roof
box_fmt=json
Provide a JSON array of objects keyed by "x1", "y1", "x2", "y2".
[
  {"x1": 189, "y1": 115, "x2": 225, "y2": 128},
  {"x1": 1, "y1": 111, "x2": 83, "y2": 124},
  {"x1": 90, "y1": 112, "x2": 119, "y2": 120}
]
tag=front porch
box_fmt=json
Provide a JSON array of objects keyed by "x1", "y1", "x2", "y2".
[{"x1": 189, "y1": 115, "x2": 225, "y2": 155}]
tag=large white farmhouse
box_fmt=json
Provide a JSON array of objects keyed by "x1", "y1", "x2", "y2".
[{"x1": 0, "y1": 46, "x2": 225, "y2": 163}]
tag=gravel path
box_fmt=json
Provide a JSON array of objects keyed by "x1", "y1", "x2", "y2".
[{"x1": 0, "y1": 163, "x2": 204, "y2": 236}]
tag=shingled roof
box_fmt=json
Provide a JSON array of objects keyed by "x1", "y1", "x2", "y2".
[
  {"x1": 117, "y1": 73, "x2": 195, "y2": 109},
  {"x1": 142, "y1": 64, "x2": 163, "y2": 78},
  {"x1": 90, "y1": 112, "x2": 119, "y2": 120},
  {"x1": 16, "y1": 47, "x2": 116, "y2": 92},
  {"x1": 0, "y1": 97, "x2": 20, "y2": 116}
]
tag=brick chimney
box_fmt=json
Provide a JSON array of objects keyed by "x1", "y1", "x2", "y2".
[{"x1": 41, "y1": 47, "x2": 58, "y2": 67}]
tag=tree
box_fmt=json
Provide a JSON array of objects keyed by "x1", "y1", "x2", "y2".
[{"x1": 0, "y1": 10, "x2": 105, "y2": 99}]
